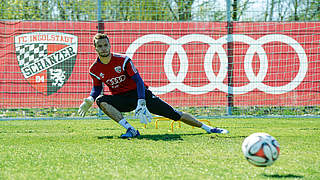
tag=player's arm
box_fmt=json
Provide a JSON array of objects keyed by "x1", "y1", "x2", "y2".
[
  {"x1": 131, "y1": 73, "x2": 145, "y2": 99},
  {"x1": 124, "y1": 58, "x2": 146, "y2": 99},
  {"x1": 78, "y1": 72, "x2": 103, "y2": 117},
  {"x1": 90, "y1": 85, "x2": 103, "y2": 100},
  {"x1": 125, "y1": 58, "x2": 152, "y2": 124}
]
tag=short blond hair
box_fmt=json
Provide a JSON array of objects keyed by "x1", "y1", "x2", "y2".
[{"x1": 93, "y1": 33, "x2": 110, "y2": 47}]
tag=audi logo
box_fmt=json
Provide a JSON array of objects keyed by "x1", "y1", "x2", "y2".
[
  {"x1": 106, "y1": 75, "x2": 126, "y2": 87},
  {"x1": 126, "y1": 34, "x2": 308, "y2": 95}
]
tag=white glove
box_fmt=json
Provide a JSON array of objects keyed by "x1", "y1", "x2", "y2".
[
  {"x1": 78, "y1": 96, "x2": 94, "y2": 117},
  {"x1": 135, "y1": 99, "x2": 152, "y2": 124}
]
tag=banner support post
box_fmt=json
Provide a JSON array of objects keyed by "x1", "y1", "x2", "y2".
[
  {"x1": 226, "y1": 0, "x2": 234, "y2": 115},
  {"x1": 97, "y1": 0, "x2": 104, "y2": 117},
  {"x1": 97, "y1": 0, "x2": 104, "y2": 33}
]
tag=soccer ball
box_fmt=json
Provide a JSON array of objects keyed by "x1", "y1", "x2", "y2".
[{"x1": 242, "y1": 132, "x2": 280, "y2": 167}]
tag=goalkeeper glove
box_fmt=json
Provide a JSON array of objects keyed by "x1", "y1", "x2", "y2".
[
  {"x1": 135, "y1": 99, "x2": 152, "y2": 124},
  {"x1": 78, "y1": 96, "x2": 94, "y2": 117}
]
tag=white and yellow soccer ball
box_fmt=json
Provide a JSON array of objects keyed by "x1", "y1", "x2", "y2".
[{"x1": 242, "y1": 132, "x2": 280, "y2": 167}]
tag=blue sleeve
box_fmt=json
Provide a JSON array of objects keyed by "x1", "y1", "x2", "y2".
[
  {"x1": 90, "y1": 86, "x2": 103, "y2": 100},
  {"x1": 131, "y1": 73, "x2": 145, "y2": 99}
]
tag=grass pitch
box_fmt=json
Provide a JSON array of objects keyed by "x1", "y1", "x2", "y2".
[{"x1": 0, "y1": 118, "x2": 319, "y2": 179}]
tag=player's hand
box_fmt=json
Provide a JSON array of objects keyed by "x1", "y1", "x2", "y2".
[
  {"x1": 78, "y1": 96, "x2": 94, "y2": 117},
  {"x1": 135, "y1": 99, "x2": 152, "y2": 124}
]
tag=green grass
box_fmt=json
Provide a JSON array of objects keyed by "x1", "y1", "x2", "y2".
[
  {"x1": 0, "y1": 118, "x2": 319, "y2": 179},
  {"x1": 2, "y1": 106, "x2": 320, "y2": 118}
]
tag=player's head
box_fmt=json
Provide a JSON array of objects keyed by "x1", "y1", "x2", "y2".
[{"x1": 93, "y1": 33, "x2": 111, "y2": 57}]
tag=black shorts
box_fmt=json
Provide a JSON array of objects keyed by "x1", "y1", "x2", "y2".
[{"x1": 96, "y1": 89, "x2": 182, "y2": 121}]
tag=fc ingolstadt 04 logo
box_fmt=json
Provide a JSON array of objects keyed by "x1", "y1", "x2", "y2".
[{"x1": 15, "y1": 32, "x2": 78, "y2": 96}]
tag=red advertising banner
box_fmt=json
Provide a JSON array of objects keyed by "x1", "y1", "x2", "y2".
[{"x1": 0, "y1": 21, "x2": 319, "y2": 108}]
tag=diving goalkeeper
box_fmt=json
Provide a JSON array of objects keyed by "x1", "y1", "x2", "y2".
[{"x1": 78, "y1": 33, "x2": 229, "y2": 138}]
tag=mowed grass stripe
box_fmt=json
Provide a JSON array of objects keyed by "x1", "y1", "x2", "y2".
[{"x1": 0, "y1": 118, "x2": 319, "y2": 179}]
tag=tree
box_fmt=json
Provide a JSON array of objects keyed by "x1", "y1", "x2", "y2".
[
  {"x1": 264, "y1": 0, "x2": 320, "y2": 21},
  {"x1": 0, "y1": 0, "x2": 97, "y2": 21},
  {"x1": 232, "y1": 0, "x2": 253, "y2": 21},
  {"x1": 1, "y1": 0, "x2": 318, "y2": 22},
  {"x1": 264, "y1": 0, "x2": 275, "y2": 21},
  {"x1": 173, "y1": 0, "x2": 194, "y2": 21},
  {"x1": 102, "y1": 0, "x2": 195, "y2": 21},
  {"x1": 295, "y1": 0, "x2": 320, "y2": 21},
  {"x1": 191, "y1": 0, "x2": 225, "y2": 21}
]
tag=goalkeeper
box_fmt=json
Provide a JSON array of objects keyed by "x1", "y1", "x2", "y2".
[{"x1": 78, "y1": 33, "x2": 229, "y2": 138}]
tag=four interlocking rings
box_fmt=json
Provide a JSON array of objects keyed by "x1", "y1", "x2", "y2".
[
  {"x1": 126, "y1": 34, "x2": 308, "y2": 95},
  {"x1": 106, "y1": 75, "x2": 126, "y2": 86}
]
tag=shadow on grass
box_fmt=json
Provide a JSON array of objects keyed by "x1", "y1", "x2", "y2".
[
  {"x1": 139, "y1": 133, "x2": 207, "y2": 141},
  {"x1": 97, "y1": 136, "x2": 115, "y2": 139},
  {"x1": 262, "y1": 173, "x2": 304, "y2": 179},
  {"x1": 215, "y1": 135, "x2": 247, "y2": 139},
  {"x1": 97, "y1": 133, "x2": 206, "y2": 141}
]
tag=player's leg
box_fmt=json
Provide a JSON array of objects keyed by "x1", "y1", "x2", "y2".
[
  {"x1": 96, "y1": 93, "x2": 140, "y2": 138},
  {"x1": 146, "y1": 90, "x2": 228, "y2": 134},
  {"x1": 179, "y1": 112, "x2": 202, "y2": 127},
  {"x1": 178, "y1": 111, "x2": 229, "y2": 134},
  {"x1": 145, "y1": 90, "x2": 182, "y2": 121}
]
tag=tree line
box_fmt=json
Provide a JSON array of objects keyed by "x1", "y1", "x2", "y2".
[{"x1": 0, "y1": 0, "x2": 319, "y2": 21}]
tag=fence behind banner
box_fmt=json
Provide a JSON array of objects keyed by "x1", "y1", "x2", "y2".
[{"x1": 0, "y1": 0, "x2": 320, "y2": 119}]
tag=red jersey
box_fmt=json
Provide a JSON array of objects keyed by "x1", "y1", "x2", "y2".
[{"x1": 89, "y1": 53, "x2": 141, "y2": 95}]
